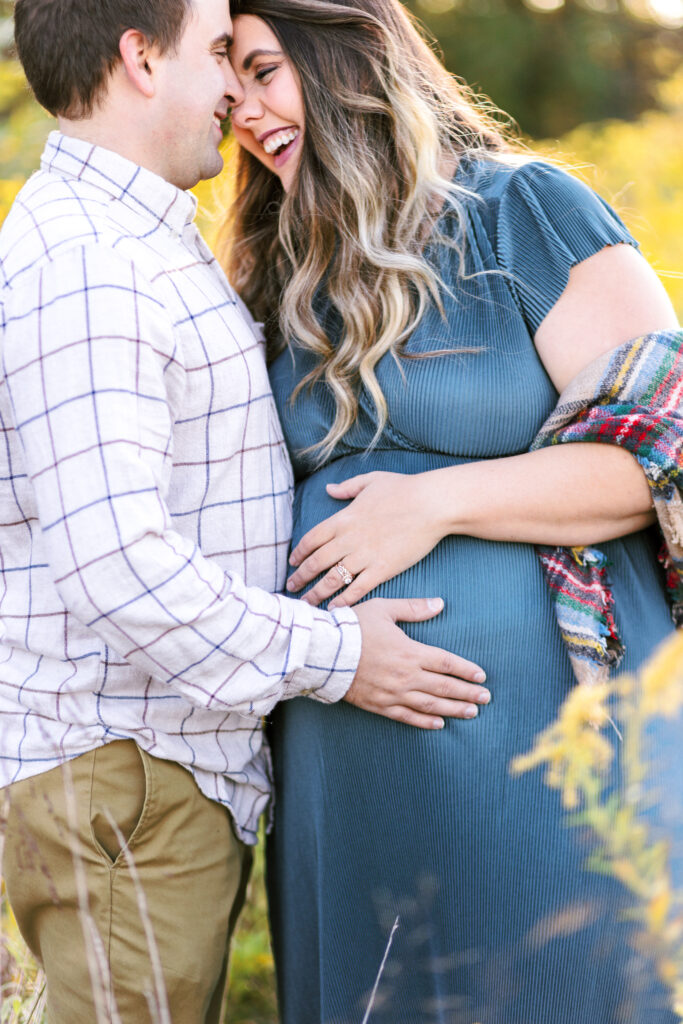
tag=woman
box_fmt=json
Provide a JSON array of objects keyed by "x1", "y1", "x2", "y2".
[{"x1": 224, "y1": 2, "x2": 682, "y2": 1021}]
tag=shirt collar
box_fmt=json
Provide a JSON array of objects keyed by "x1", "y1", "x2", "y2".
[{"x1": 41, "y1": 131, "x2": 198, "y2": 237}]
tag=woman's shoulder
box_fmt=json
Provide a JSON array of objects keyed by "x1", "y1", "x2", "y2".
[
  {"x1": 455, "y1": 154, "x2": 605, "y2": 212},
  {"x1": 454, "y1": 153, "x2": 635, "y2": 256},
  {"x1": 452, "y1": 154, "x2": 638, "y2": 335}
]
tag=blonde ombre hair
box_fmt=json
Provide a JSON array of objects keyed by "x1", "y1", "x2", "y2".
[{"x1": 223, "y1": 0, "x2": 520, "y2": 461}]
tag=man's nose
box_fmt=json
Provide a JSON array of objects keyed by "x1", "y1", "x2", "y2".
[{"x1": 224, "y1": 63, "x2": 245, "y2": 107}]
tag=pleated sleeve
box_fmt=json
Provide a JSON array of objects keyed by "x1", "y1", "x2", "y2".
[{"x1": 495, "y1": 161, "x2": 638, "y2": 335}]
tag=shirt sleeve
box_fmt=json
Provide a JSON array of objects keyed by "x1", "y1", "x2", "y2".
[
  {"x1": 2, "y1": 244, "x2": 360, "y2": 717},
  {"x1": 495, "y1": 161, "x2": 639, "y2": 336}
]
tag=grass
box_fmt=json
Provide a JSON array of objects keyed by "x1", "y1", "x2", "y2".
[
  {"x1": 3, "y1": 635, "x2": 683, "y2": 1023},
  {"x1": 224, "y1": 839, "x2": 279, "y2": 1024}
]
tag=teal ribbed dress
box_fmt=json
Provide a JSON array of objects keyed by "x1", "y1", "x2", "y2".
[{"x1": 266, "y1": 160, "x2": 682, "y2": 1024}]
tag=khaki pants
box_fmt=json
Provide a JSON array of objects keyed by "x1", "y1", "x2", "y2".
[{"x1": 2, "y1": 741, "x2": 252, "y2": 1024}]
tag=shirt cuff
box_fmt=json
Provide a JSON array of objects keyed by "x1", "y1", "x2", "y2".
[{"x1": 285, "y1": 605, "x2": 361, "y2": 704}]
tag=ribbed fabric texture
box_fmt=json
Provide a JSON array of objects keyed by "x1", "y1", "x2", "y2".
[{"x1": 266, "y1": 160, "x2": 682, "y2": 1024}]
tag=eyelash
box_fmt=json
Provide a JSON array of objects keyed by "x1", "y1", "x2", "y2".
[{"x1": 255, "y1": 65, "x2": 278, "y2": 82}]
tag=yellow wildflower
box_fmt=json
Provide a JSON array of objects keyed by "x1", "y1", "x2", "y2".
[
  {"x1": 641, "y1": 631, "x2": 683, "y2": 718},
  {"x1": 511, "y1": 682, "x2": 614, "y2": 807},
  {"x1": 674, "y1": 980, "x2": 683, "y2": 1019},
  {"x1": 646, "y1": 884, "x2": 672, "y2": 933}
]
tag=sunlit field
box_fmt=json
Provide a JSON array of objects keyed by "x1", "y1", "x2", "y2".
[{"x1": 1, "y1": 9, "x2": 682, "y2": 1021}]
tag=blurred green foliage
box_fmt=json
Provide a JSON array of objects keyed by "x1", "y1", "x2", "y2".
[
  {"x1": 1, "y1": 0, "x2": 683, "y2": 141},
  {"x1": 539, "y1": 71, "x2": 683, "y2": 316},
  {"x1": 224, "y1": 841, "x2": 279, "y2": 1024},
  {"x1": 0, "y1": 4, "x2": 52, "y2": 179},
  {"x1": 408, "y1": 0, "x2": 683, "y2": 138}
]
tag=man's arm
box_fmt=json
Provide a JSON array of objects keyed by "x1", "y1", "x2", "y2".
[
  {"x1": 3, "y1": 244, "x2": 360, "y2": 715},
  {"x1": 4, "y1": 244, "x2": 490, "y2": 726}
]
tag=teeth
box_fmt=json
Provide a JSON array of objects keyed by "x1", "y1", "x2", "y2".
[{"x1": 263, "y1": 128, "x2": 299, "y2": 155}]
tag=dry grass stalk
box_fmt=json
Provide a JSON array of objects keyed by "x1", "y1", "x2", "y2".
[
  {"x1": 103, "y1": 813, "x2": 170, "y2": 1024},
  {"x1": 59, "y1": 759, "x2": 123, "y2": 1024},
  {"x1": 360, "y1": 914, "x2": 400, "y2": 1024}
]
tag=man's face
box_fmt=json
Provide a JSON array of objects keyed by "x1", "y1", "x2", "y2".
[{"x1": 152, "y1": 0, "x2": 243, "y2": 190}]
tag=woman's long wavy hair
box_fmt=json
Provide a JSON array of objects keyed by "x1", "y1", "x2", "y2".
[{"x1": 223, "y1": 0, "x2": 520, "y2": 461}]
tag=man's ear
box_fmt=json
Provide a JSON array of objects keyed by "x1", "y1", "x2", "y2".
[{"x1": 119, "y1": 29, "x2": 157, "y2": 98}]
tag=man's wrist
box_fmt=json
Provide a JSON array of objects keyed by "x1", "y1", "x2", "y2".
[{"x1": 286, "y1": 604, "x2": 361, "y2": 703}]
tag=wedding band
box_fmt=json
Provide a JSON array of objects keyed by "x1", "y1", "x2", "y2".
[{"x1": 335, "y1": 562, "x2": 354, "y2": 586}]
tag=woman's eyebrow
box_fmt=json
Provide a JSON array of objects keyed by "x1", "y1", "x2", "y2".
[{"x1": 240, "y1": 48, "x2": 283, "y2": 71}]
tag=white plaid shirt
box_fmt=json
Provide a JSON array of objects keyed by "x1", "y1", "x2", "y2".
[{"x1": 0, "y1": 132, "x2": 360, "y2": 843}]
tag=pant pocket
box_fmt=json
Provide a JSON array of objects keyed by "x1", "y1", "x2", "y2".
[{"x1": 89, "y1": 740, "x2": 148, "y2": 866}]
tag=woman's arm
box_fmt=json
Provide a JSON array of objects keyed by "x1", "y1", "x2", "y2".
[
  {"x1": 534, "y1": 243, "x2": 676, "y2": 393},
  {"x1": 434, "y1": 243, "x2": 676, "y2": 542},
  {"x1": 287, "y1": 243, "x2": 680, "y2": 608}
]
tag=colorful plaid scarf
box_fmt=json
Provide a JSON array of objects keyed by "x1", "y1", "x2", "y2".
[{"x1": 531, "y1": 329, "x2": 683, "y2": 686}]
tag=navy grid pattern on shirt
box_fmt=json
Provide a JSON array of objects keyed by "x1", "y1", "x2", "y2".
[{"x1": 0, "y1": 132, "x2": 360, "y2": 842}]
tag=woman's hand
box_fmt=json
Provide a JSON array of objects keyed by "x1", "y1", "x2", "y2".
[{"x1": 286, "y1": 470, "x2": 447, "y2": 608}]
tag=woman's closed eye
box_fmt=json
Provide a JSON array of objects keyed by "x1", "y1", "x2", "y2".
[{"x1": 255, "y1": 63, "x2": 280, "y2": 82}]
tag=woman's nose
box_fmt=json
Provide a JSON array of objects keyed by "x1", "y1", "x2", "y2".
[{"x1": 229, "y1": 92, "x2": 264, "y2": 128}]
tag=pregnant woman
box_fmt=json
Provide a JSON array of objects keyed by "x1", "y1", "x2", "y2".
[{"x1": 224, "y1": 0, "x2": 682, "y2": 1020}]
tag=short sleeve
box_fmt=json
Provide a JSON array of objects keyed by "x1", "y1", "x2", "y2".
[{"x1": 495, "y1": 161, "x2": 638, "y2": 335}]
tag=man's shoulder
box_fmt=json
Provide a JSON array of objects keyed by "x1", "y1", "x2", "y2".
[{"x1": 0, "y1": 167, "x2": 151, "y2": 293}]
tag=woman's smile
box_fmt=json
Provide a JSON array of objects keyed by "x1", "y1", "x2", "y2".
[{"x1": 259, "y1": 126, "x2": 299, "y2": 154}]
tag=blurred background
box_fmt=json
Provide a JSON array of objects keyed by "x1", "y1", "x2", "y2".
[
  {"x1": 0, "y1": 0, "x2": 682, "y2": 312},
  {"x1": 0, "y1": 2, "x2": 682, "y2": 1021}
]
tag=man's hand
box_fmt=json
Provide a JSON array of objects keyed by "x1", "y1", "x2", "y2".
[{"x1": 347, "y1": 598, "x2": 490, "y2": 729}]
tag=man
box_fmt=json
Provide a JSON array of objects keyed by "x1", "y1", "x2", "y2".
[{"x1": 0, "y1": 0, "x2": 489, "y2": 1020}]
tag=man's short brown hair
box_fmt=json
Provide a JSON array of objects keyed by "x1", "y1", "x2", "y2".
[{"x1": 14, "y1": 0, "x2": 193, "y2": 118}]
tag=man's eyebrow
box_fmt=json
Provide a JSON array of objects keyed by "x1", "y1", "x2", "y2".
[
  {"x1": 212, "y1": 32, "x2": 232, "y2": 49},
  {"x1": 239, "y1": 48, "x2": 283, "y2": 71}
]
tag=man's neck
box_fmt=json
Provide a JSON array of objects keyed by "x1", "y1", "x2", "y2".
[{"x1": 57, "y1": 112, "x2": 165, "y2": 183}]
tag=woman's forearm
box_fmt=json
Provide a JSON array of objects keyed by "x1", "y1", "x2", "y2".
[
  {"x1": 428, "y1": 442, "x2": 655, "y2": 547},
  {"x1": 289, "y1": 444, "x2": 655, "y2": 608}
]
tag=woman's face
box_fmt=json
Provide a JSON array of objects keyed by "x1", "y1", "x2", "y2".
[{"x1": 229, "y1": 15, "x2": 305, "y2": 192}]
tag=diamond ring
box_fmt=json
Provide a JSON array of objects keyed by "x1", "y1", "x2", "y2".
[{"x1": 335, "y1": 562, "x2": 354, "y2": 586}]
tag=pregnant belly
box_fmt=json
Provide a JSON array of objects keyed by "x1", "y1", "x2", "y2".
[
  {"x1": 293, "y1": 450, "x2": 561, "y2": 671},
  {"x1": 293, "y1": 449, "x2": 672, "y2": 682}
]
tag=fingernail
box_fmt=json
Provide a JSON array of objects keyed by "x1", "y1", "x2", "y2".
[
  {"x1": 432, "y1": 718, "x2": 445, "y2": 730},
  {"x1": 477, "y1": 690, "x2": 491, "y2": 704},
  {"x1": 427, "y1": 597, "x2": 444, "y2": 612},
  {"x1": 464, "y1": 705, "x2": 479, "y2": 718},
  {"x1": 286, "y1": 580, "x2": 295, "y2": 591},
  {"x1": 474, "y1": 670, "x2": 486, "y2": 683}
]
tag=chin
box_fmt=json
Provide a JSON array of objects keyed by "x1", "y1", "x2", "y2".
[{"x1": 195, "y1": 154, "x2": 225, "y2": 187}]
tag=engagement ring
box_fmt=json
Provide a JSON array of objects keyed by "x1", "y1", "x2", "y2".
[{"x1": 335, "y1": 562, "x2": 354, "y2": 586}]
